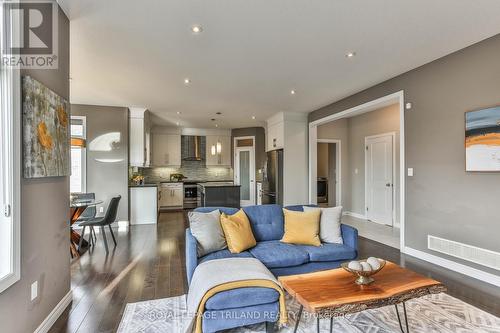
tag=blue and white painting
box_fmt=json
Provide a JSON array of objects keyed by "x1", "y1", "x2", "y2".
[{"x1": 465, "y1": 106, "x2": 500, "y2": 172}]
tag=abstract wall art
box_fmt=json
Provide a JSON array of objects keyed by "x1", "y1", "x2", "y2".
[
  {"x1": 465, "y1": 106, "x2": 500, "y2": 172},
  {"x1": 23, "y1": 76, "x2": 70, "y2": 178}
]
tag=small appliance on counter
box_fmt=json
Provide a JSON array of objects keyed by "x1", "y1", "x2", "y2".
[{"x1": 170, "y1": 173, "x2": 187, "y2": 182}]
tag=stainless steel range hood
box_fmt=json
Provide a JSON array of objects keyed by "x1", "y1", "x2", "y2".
[{"x1": 181, "y1": 135, "x2": 204, "y2": 161}]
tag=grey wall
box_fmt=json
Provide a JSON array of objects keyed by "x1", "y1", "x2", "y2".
[
  {"x1": 71, "y1": 104, "x2": 129, "y2": 221},
  {"x1": 348, "y1": 104, "x2": 400, "y2": 223},
  {"x1": 231, "y1": 127, "x2": 266, "y2": 181},
  {"x1": 0, "y1": 4, "x2": 71, "y2": 333},
  {"x1": 310, "y1": 33, "x2": 500, "y2": 275}
]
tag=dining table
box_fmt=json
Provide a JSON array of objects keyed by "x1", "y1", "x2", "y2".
[{"x1": 70, "y1": 199, "x2": 103, "y2": 258}]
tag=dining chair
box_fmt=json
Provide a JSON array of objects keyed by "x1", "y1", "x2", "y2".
[
  {"x1": 78, "y1": 196, "x2": 121, "y2": 254},
  {"x1": 73, "y1": 193, "x2": 98, "y2": 250}
]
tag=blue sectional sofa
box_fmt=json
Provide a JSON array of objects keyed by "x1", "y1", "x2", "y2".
[{"x1": 185, "y1": 204, "x2": 358, "y2": 333}]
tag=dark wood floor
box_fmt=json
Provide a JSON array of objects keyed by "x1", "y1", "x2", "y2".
[{"x1": 50, "y1": 211, "x2": 500, "y2": 333}]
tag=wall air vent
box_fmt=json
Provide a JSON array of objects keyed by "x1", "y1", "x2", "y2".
[{"x1": 428, "y1": 235, "x2": 500, "y2": 271}]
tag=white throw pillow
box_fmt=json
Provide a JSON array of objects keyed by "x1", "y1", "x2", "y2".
[
  {"x1": 303, "y1": 206, "x2": 343, "y2": 244},
  {"x1": 188, "y1": 210, "x2": 227, "y2": 257}
]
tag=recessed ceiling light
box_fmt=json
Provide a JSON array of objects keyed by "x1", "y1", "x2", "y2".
[
  {"x1": 290, "y1": 90, "x2": 296, "y2": 95},
  {"x1": 184, "y1": 78, "x2": 191, "y2": 85},
  {"x1": 215, "y1": 124, "x2": 219, "y2": 128},
  {"x1": 346, "y1": 51, "x2": 356, "y2": 58},
  {"x1": 252, "y1": 116, "x2": 256, "y2": 120},
  {"x1": 176, "y1": 122, "x2": 180, "y2": 126},
  {"x1": 176, "y1": 111, "x2": 181, "y2": 115},
  {"x1": 191, "y1": 25, "x2": 203, "y2": 34}
]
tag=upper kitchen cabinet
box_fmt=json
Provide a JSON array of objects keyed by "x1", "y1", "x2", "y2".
[
  {"x1": 206, "y1": 135, "x2": 231, "y2": 166},
  {"x1": 152, "y1": 129, "x2": 182, "y2": 167},
  {"x1": 129, "y1": 108, "x2": 151, "y2": 167},
  {"x1": 267, "y1": 120, "x2": 284, "y2": 151}
]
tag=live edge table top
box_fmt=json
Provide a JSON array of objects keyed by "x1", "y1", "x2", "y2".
[{"x1": 278, "y1": 261, "x2": 446, "y2": 317}]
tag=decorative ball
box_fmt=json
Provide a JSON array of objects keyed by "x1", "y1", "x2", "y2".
[
  {"x1": 360, "y1": 262, "x2": 373, "y2": 272},
  {"x1": 347, "y1": 260, "x2": 362, "y2": 271},
  {"x1": 367, "y1": 257, "x2": 381, "y2": 270}
]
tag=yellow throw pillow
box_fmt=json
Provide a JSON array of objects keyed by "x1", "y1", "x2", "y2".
[
  {"x1": 220, "y1": 209, "x2": 257, "y2": 253},
  {"x1": 281, "y1": 209, "x2": 321, "y2": 246}
]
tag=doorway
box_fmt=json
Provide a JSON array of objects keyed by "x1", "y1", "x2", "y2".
[
  {"x1": 365, "y1": 133, "x2": 395, "y2": 226},
  {"x1": 316, "y1": 139, "x2": 341, "y2": 207},
  {"x1": 234, "y1": 136, "x2": 256, "y2": 206},
  {"x1": 309, "y1": 91, "x2": 405, "y2": 250}
]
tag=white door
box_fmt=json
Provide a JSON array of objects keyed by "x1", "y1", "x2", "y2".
[
  {"x1": 365, "y1": 134, "x2": 394, "y2": 225},
  {"x1": 234, "y1": 147, "x2": 255, "y2": 206}
]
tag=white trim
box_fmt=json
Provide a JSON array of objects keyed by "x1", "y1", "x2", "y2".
[
  {"x1": 34, "y1": 290, "x2": 73, "y2": 333},
  {"x1": 403, "y1": 246, "x2": 500, "y2": 288},
  {"x1": 317, "y1": 139, "x2": 341, "y2": 207},
  {"x1": 70, "y1": 116, "x2": 87, "y2": 193},
  {"x1": 309, "y1": 90, "x2": 406, "y2": 250},
  {"x1": 343, "y1": 211, "x2": 367, "y2": 220},
  {"x1": 233, "y1": 136, "x2": 256, "y2": 206},
  {"x1": 364, "y1": 132, "x2": 396, "y2": 226},
  {"x1": 0, "y1": 4, "x2": 22, "y2": 293}
]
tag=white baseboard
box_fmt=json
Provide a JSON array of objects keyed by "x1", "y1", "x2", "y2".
[
  {"x1": 343, "y1": 211, "x2": 367, "y2": 220},
  {"x1": 403, "y1": 246, "x2": 500, "y2": 288},
  {"x1": 34, "y1": 290, "x2": 72, "y2": 333}
]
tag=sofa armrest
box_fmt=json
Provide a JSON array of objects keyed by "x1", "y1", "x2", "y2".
[
  {"x1": 185, "y1": 228, "x2": 198, "y2": 285},
  {"x1": 341, "y1": 224, "x2": 358, "y2": 253}
]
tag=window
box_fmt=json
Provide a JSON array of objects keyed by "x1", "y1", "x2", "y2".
[
  {"x1": 0, "y1": 4, "x2": 21, "y2": 293},
  {"x1": 70, "y1": 117, "x2": 87, "y2": 193}
]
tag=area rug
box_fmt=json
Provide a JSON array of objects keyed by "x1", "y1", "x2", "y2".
[{"x1": 117, "y1": 292, "x2": 500, "y2": 333}]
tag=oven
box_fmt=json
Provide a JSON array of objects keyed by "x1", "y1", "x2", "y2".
[
  {"x1": 317, "y1": 177, "x2": 328, "y2": 203},
  {"x1": 183, "y1": 183, "x2": 199, "y2": 209}
]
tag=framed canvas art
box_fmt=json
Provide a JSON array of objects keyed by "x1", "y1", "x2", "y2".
[
  {"x1": 23, "y1": 76, "x2": 70, "y2": 178},
  {"x1": 465, "y1": 106, "x2": 500, "y2": 172}
]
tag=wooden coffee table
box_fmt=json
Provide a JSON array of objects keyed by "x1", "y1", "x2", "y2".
[{"x1": 279, "y1": 261, "x2": 446, "y2": 333}]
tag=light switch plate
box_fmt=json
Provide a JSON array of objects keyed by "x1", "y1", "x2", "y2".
[
  {"x1": 407, "y1": 168, "x2": 414, "y2": 177},
  {"x1": 99, "y1": 206, "x2": 104, "y2": 213},
  {"x1": 354, "y1": 168, "x2": 358, "y2": 174},
  {"x1": 31, "y1": 281, "x2": 38, "y2": 301}
]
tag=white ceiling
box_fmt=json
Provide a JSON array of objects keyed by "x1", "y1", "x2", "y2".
[{"x1": 60, "y1": 0, "x2": 500, "y2": 129}]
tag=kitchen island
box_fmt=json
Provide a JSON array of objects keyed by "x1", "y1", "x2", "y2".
[{"x1": 198, "y1": 182, "x2": 241, "y2": 208}]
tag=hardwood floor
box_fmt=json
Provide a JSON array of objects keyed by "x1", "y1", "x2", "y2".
[{"x1": 50, "y1": 211, "x2": 500, "y2": 333}]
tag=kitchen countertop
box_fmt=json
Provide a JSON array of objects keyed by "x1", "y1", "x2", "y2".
[
  {"x1": 159, "y1": 179, "x2": 234, "y2": 184},
  {"x1": 128, "y1": 183, "x2": 158, "y2": 188},
  {"x1": 198, "y1": 182, "x2": 240, "y2": 187}
]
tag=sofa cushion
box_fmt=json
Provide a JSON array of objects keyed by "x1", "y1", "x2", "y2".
[
  {"x1": 205, "y1": 287, "x2": 280, "y2": 310},
  {"x1": 242, "y1": 205, "x2": 284, "y2": 241},
  {"x1": 221, "y1": 209, "x2": 257, "y2": 253},
  {"x1": 281, "y1": 208, "x2": 321, "y2": 246},
  {"x1": 299, "y1": 243, "x2": 357, "y2": 262},
  {"x1": 188, "y1": 210, "x2": 227, "y2": 257},
  {"x1": 198, "y1": 249, "x2": 253, "y2": 264},
  {"x1": 248, "y1": 240, "x2": 309, "y2": 268}
]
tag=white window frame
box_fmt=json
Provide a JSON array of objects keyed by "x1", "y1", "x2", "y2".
[
  {"x1": 70, "y1": 116, "x2": 87, "y2": 193},
  {"x1": 0, "y1": 3, "x2": 22, "y2": 293}
]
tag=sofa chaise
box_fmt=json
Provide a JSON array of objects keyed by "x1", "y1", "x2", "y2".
[{"x1": 185, "y1": 204, "x2": 358, "y2": 333}]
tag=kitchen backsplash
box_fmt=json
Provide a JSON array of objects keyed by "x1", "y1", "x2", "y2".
[{"x1": 138, "y1": 161, "x2": 233, "y2": 183}]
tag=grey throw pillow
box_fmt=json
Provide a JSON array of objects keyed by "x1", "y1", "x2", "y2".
[
  {"x1": 188, "y1": 210, "x2": 227, "y2": 257},
  {"x1": 303, "y1": 206, "x2": 343, "y2": 244}
]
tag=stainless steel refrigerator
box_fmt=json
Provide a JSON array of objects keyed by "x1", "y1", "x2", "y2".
[{"x1": 262, "y1": 149, "x2": 283, "y2": 205}]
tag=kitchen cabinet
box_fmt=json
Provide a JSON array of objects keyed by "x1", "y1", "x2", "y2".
[
  {"x1": 129, "y1": 108, "x2": 151, "y2": 167},
  {"x1": 159, "y1": 183, "x2": 183, "y2": 208},
  {"x1": 130, "y1": 185, "x2": 157, "y2": 224},
  {"x1": 152, "y1": 133, "x2": 181, "y2": 166},
  {"x1": 206, "y1": 135, "x2": 231, "y2": 166},
  {"x1": 266, "y1": 120, "x2": 284, "y2": 151}
]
